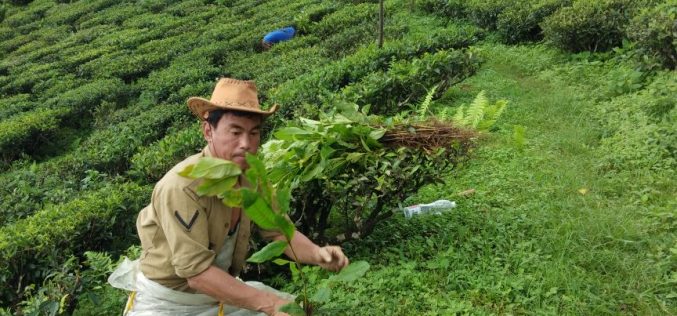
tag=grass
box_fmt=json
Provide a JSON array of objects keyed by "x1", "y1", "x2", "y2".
[{"x1": 294, "y1": 43, "x2": 675, "y2": 315}]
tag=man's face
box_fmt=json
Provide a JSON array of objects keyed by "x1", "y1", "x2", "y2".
[{"x1": 203, "y1": 112, "x2": 262, "y2": 170}]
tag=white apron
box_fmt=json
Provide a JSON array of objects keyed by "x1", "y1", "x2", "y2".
[{"x1": 109, "y1": 228, "x2": 293, "y2": 315}]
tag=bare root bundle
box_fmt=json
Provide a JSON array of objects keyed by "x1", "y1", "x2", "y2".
[{"x1": 381, "y1": 119, "x2": 478, "y2": 154}]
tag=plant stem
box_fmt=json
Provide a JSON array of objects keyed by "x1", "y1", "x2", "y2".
[{"x1": 286, "y1": 237, "x2": 310, "y2": 316}]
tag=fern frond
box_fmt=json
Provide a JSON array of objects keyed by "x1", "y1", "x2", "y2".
[
  {"x1": 417, "y1": 84, "x2": 439, "y2": 120},
  {"x1": 452, "y1": 105, "x2": 466, "y2": 125},
  {"x1": 464, "y1": 90, "x2": 488, "y2": 128}
]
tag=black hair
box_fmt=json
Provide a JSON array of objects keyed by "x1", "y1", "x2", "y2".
[{"x1": 206, "y1": 109, "x2": 263, "y2": 128}]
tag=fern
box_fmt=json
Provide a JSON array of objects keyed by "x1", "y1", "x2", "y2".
[
  {"x1": 464, "y1": 90, "x2": 487, "y2": 128},
  {"x1": 417, "y1": 84, "x2": 439, "y2": 120},
  {"x1": 452, "y1": 91, "x2": 508, "y2": 131}
]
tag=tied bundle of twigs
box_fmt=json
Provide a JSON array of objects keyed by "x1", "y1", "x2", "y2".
[{"x1": 381, "y1": 119, "x2": 478, "y2": 154}]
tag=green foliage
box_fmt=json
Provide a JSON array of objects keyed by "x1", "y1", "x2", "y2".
[
  {"x1": 182, "y1": 153, "x2": 369, "y2": 315},
  {"x1": 339, "y1": 48, "x2": 482, "y2": 116},
  {"x1": 0, "y1": 107, "x2": 64, "y2": 164},
  {"x1": 496, "y1": 0, "x2": 571, "y2": 44},
  {"x1": 626, "y1": 0, "x2": 677, "y2": 69},
  {"x1": 541, "y1": 0, "x2": 647, "y2": 52},
  {"x1": 0, "y1": 182, "x2": 151, "y2": 307},
  {"x1": 452, "y1": 90, "x2": 508, "y2": 131},
  {"x1": 271, "y1": 23, "x2": 483, "y2": 118},
  {"x1": 129, "y1": 123, "x2": 204, "y2": 183},
  {"x1": 595, "y1": 71, "x2": 676, "y2": 173},
  {"x1": 262, "y1": 107, "x2": 475, "y2": 242}
]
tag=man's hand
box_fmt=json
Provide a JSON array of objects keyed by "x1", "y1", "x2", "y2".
[
  {"x1": 260, "y1": 294, "x2": 291, "y2": 316},
  {"x1": 316, "y1": 246, "x2": 349, "y2": 272}
]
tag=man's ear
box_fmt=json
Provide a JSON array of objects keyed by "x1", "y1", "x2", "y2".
[{"x1": 202, "y1": 121, "x2": 212, "y2": 142}]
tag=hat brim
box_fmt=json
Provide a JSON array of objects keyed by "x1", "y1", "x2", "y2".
[{"x1": 187, "y1": 97, "x2": 278, "y2": 121}]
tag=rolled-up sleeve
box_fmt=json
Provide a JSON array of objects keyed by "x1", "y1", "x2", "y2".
[{"x1": 154, "y1": 184, "x2": 215, "y2": 279}]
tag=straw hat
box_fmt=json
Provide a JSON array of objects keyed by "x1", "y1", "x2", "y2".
[{"x1": 187, "y1": 78, "x2": 278, "y2": 120}]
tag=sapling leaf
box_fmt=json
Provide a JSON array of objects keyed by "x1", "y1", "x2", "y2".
[
  {"x1": 177, "y1": 164, "x2": 194, "y2": 178},
  {"x1": 329, "y1": 261, "x2": 370, "y2": 283},
  {"x1": 275, "y1": 127, "x2": 313, "y2": 141},
  {"x1": 276, "y1": 186, "x2": 291, "y2": 214},
  {"x1": 273, "y1": 258, "x2": 292, "y2": 266},
  {"x1": 311, "y1": 287, "x2": 332, "y2": 303},
  {"x1": 369, "y1": 129, "x2": 386, "y2": 140},
  {"x1": 196, "y1": 177, "x2": 238, "y2": 196},
  {"x1": 279, "y1": 302, "x2": 305, "y2": 316},
  {"x1": 241, "y1": 189, "x2": 278, "y2": 230},
  {"x1": 219, "y1": 189, "x2": 242, "y2": 207},
  {"x1": 247, "y1": 240, "x2": 288, "y2": 263},
  {"x1": 275, "y1": 214, "x2": 295, "y2": 241},
  {"x1": 185, "y1": 157, "x2": 241, "y2": 179}
]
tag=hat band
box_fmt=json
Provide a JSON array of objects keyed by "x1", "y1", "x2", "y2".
[{"x1": 212, "y1": 100, "x2": 259, "y2": 108}]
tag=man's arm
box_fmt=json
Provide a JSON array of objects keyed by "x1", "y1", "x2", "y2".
[
  {"x1": 273, "y1": 231, "x2": 349, "y2": 272},
  {"x1": 187, "y1": 265, "x2": 289, "y2": 316}
]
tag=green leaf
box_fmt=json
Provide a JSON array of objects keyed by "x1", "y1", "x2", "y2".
[
  {"x1": 369, "y1": 129, "x2": 386, "y2": 140},
  {"x1": 272, "y1": 258, "x2": 292, "y2": 266},
  {"x1": 187, "y1": 157, "x2": 242, "y2": 179},
  {"x1": 219, "y1": 189, "x2": 242, "y2": 207},
  {"x1": 177, "y1": 164, "x2": 194, "y2": 178},
  {"x1": 245, "y1": 154, "x2": 267, "y2": 183},
  {"x1": 241, "y1": 189, "x2": 278, "y2": 230},
  {"x1": 274, "y1": 215, "x2": 295, "y2": 241},
  {"x1": 247, "y1": 240, "x2": 288, "y2": 263},
  {"x1": 276, "y1": 186, "x2": 291, "y2": 214},
  {"x1": 196, "y1": 176, "x2": 238, "y2": 196},
  {"x1": 345, "y1": 152, "x2": 364, "y2": 162},
  {"x1": 279, "y1": 302, "x2": 305, "y2": 316},
  {"x1": 300, "y1": 163, "x2": 324, "y2": 182},
  {"x1": 330, "y1": 261, "x2": 370, "y2": 283},
  {"x1": 274, "y1": 127, "x2": 313, "y2": 140},
  {"x1": 311, "y1": 287, "x2": 332, "y2": 303}
]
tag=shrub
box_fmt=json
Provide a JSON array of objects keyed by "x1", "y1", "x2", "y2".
[
  {"x1": 0, "y1": 182, "x2": 151, "y2": 306},
  {"x1": 262, "y1": 108, "x2": 476, "y2": 243},
  {"x1": 541, "y1": 0, "x2": 646, "y2": 52},
  {"x1": 627, "y1": 0, "x2": 677, "y2": 69},
  {"x1": 340, "y1": 49, "x2": 482, "y2": 116},
  {"x1": 0, "y1": 107, "x2": 66, "y2": 166},
  {"x1": 270, "y1": 24, "x2": 483, "y2": 118},
  {"x1": 0, "y1": 93, "x2": 32, "y2": 120},
  {"x1": 417, "y1": 0, "x2": 466, "y2": 18},
  {"x1": 465, "y1": 0, "x2": 515, "y2": 30},
  {"x1": 496, "y1": 0, "x2": 571, "y2": 44},
  {"x1": 129, "y1": 122, "x2": 204, "y2": 183}
]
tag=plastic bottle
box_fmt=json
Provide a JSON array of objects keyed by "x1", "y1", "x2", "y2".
[{"x1": 403, "y1": 199, "x2": 457, "y2": 218}]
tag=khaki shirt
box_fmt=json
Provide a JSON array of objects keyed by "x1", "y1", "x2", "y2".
[{"x1": 136, "y1": 146, "x2": 281, "y2": 292}]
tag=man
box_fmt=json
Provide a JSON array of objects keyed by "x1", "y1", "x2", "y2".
[
  {"x1": 261, "y1": 26, "x2": 296, "y2": 50},
  {"x1": 114, "y1": 78, "x2": 349, "y2": 316}
]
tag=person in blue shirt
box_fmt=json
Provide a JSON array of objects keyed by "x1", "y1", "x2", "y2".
[{"x1": 262, "y1": 26, "x2": 296, "y2": 50}]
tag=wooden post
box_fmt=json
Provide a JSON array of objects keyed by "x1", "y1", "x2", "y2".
[{"x1": 378, "y1": 0, "x2": 384, "y2": 48}]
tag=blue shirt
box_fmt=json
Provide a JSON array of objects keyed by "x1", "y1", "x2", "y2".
[{"x1": 263, "y1": 27, "x2": 296, "y2": 44}]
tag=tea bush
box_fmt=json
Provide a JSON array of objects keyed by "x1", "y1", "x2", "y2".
[
  {"x1": 271, "y1": 23, "x2": 482, "y2": 118},
  {"x1": 129, "y1": 123, "x2": 204, "y2": 183},
  {"x1": 0, "y1": 107, "x2": 65, "y2": 165},
  {"x1": 541, "y1": 0, "x2": 644, "y2": 52},
  {"x1": 496, "y1": 0, "x2": 571, "y2": 44},
  {"x1": 0, "y1": 93, "x2": 32, "y2": 120},
  {"x1": 626, "y1": 0, "x2": 677, "y2": 69},
  {"x1": 465, "y1": 0, "x2": 515, "y2": 30},
  {"x1": 417, "y1": 0, "x2": 466, "y2": 19},
  {"x1": 0, "y1": 103, "x2": 190, "y2": 226},
  {"x1": 41, "y1": 0, "x2": 117, "y2": 26},
  {"x1": 340, "y1": 49, "x2": 481, "y2": 116},
  {"x1": 0, "y1": 182, "x2": 151, "y2": 306}
]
